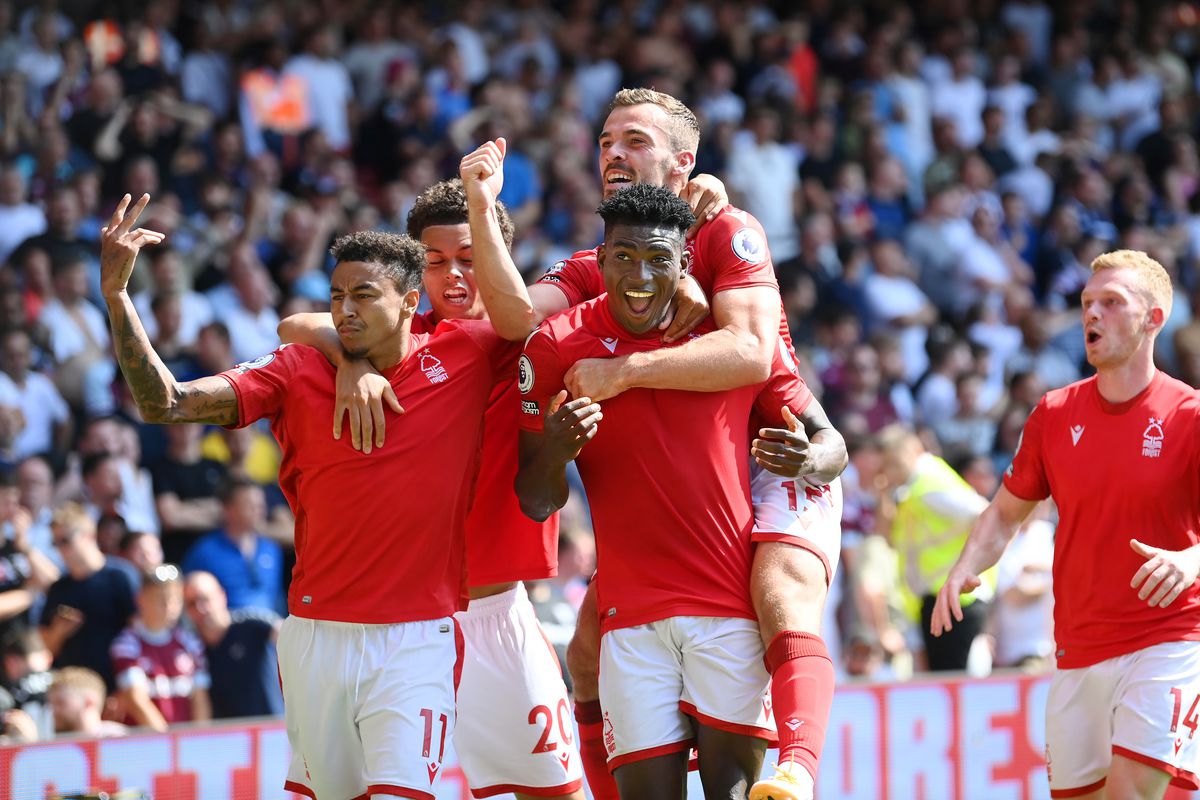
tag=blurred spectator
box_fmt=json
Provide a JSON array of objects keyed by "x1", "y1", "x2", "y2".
[
  {"x1": 991, "y1": 507, "x2": 1055, "y2": 670},
  {"x1": 0, "y1": 328, "x2": 71, "y2": 461},
  {"x1": 0, "y1": 470, "x2": 57, "y2": 642},
  {"x1": 131, "y1": 245, "x2": 214, "y2": 348},
  {"x1": 862, "y1": 239, "x2": 935, "y2": 384},
  {"x1": 15, "y1": 456, "x2": 55, "y2": 562},
  {"x1": 727, "y1": 106, "x2": 801, "y2": 262},
  {"x1": 39, "y1": 504, "x2": 136, "y2": 690},
  {"x1": 183, "y1": 571, "x2": 281, "y2": 720},
  {"x1": 119, "y1": 530, "x2": 162, "y2": 575},
  {"x1": 826, "y1": 343, "x2": 900, "y2": 435},
  {"x1": 0, "y1": 165, "x2": 45, "y2": 264},
  {"x1": 48, "y1": 666, "x2": 126, "y2": 737},
  {"x1": 110, "y1": 564, "x2": 210, "y2": 731},
  {"x1": 933, "y1": 374, "x2": 999, "y2": 458},
  {"x1": 0, "y1": 628, "x2": 52, "y2": 738},
  {"x1": 149, "y1": 423, "x2": 226, "y2": 562},
  {"x1": 879, "y1": 425, "x2": 991, "y2": 672},
  {"x1": 931, "y1": 48, "x2": 986, "y2": 149},
  {"x1": 205, "y1": 243, "x2": 280, "y2": 363},
  {"x1": 284, "y1": 27, "x2": 354, "y2": 153},
  {"x1": 182, "y1": 478, "x2": 284, "y2": 614},
  {"x1": 93, "y1": 513, "x2": 139, "y2": 592}
]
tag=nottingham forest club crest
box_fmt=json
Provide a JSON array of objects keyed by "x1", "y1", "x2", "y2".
[{"x1": 1142, "y1": 417, "x2": 1165, "y2": 458}]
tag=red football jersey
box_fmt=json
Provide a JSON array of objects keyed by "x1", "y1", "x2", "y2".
[
  {"x1": 411, "y1": 312, "x2": 558, "y2": 585},
  {"x1": 520, "y1": 297, "x2": 808, "y2": 632},
  {"x1": 535, "y1": 205, "x2": 790, "y2": 346},
  {"x1": 111, "y1": 623, "x2": 209, "y2": 725},
  {"x1": 1003, "y1": 371, "x2": 1200, "y2": 668},
  {"x1": 220, "y1": 319, "x2": 511, "y2": 624}
]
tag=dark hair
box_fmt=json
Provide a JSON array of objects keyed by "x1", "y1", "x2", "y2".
[
  {"x1": 407, "y1": 179, "x2": 515, "y2": 249},
  {"x1": 218, "y1": 475, "x2": 261, "y2": 505},
  {"x1": 81, "y1": 451, "x2": 115, "y2": 478},
  {"x1": 596, "y1": 183, "x2": 694, "y2": 238},
  {"x1": 0, "y1": 469, "x2": 16, "y2": 491},
  {"x1": 329, "y1": 231, "x2": 426, "y2": 294},
  {"x1": 0, "y1": 628, "x2": 45, "y2": 658}
]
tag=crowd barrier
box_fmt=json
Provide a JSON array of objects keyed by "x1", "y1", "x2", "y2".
[{"x1": 0, "y1": 672, "x2": 1194, "y2": 799}]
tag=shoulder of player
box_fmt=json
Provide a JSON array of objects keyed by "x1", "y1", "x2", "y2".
[
  {"x1": 694, "y1": 205, "x2": 769, "y2": 259},
  {"x1": 229, "y1": 342, "x2": 316, "y2": 375},
  {"x1": 1037, "y1": 375, "x2": 1097, "y2": 413}
]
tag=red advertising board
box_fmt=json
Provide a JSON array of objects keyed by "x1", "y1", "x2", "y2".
[{"x1": 0, "y1": 673, "x2": 1194, "y2": 800}]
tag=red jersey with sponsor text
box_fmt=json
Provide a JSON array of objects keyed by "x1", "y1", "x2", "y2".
[
  {"x1": 519, "y1": 298, "x2": 809, "y2": 633},
  {"x1": 535, "y1": 205, "x2": 790, "y2": 346},
  {"x1": 219, "y1": 320, "x2": 511, "y2": 624},
  {"x1": 412, "y1": 311, "x2": 558, "y2": 585},
  {"x1": 1002, "y1": 371, "x2": 1200, "y2": 668}
]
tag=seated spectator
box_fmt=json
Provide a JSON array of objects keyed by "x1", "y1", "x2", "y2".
[
  {"x1": 15, "y1": 456, "x2": 56, "y2": 565},
  {"x1": 825, "y1": 343, "x2": 900, "y2": 434},
  {"x1": 48, "y1": 667, "x2": 127, "y2": 738},
  {"x1": 183, "y1": 571, "x2": 282, "y2": 720},
  {"x1": 110, "y1": 564, "x2": 210, "y2": 731},
  {"x1": 131, "y1": 245, "x2": 214, "y2": 348},
  {"x1": 39, "y1": 504, "x2": 136, "y2": 691},
  {"x1": 182, "y1": 478, "x2": 284, "y2": 614}
]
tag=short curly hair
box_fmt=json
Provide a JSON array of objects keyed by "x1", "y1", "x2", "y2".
[
  {"x1": 407, "y1": 179, "x2": 515, "y2": 249},
  {"x1": 597, "y1": 182, "x2": 694, "y2": 237},
  {"x1": 329, "y1": 231, "x2": 426, "y2": 294}
]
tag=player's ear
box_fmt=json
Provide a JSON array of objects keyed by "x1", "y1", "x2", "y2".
[
  {"x1": 671, "y1": 149, "x2": 696, "y2": 179},
  {"x1": 1147, "y1": 306, "x2": 1165, "y2": 331},
  {"x1": 679, "y1": 248, "x2": 691, "y2": 276},
  {"x1": 401, "y1": 289, "x2": 420, "y2": 317},
  {"x1": 596, "y1": 243, "x2": 606, "y2": 267}
]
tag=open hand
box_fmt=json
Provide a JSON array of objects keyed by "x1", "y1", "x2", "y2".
[
  {"x1": 334, "y1": 359, "x2": 403, "y2": 454},
  {"x1": 753, "y1": 407, "x2": 815, "y2": 478},
  {"x1": 100, "y1": 194, "x2": 165, "y2": 298},
  {"x1": 542, "y1": 390, "x2": 602, "y2": 462}
]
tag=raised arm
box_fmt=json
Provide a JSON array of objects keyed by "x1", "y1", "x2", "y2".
[
  {"x1": 102, "y1": 194, "x2": 239, "y2": 426},
  {"x1": 565, "y1": 284, "x2": 778, "y2": 401},
  {"x1": 461, "y1": 139, "x2": 547, "y2": 341},
  {"x1": 930, "y1": 485, "x2": 1038, "y2": 636}
]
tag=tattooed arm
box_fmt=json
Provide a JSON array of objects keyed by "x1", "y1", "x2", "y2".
[{"x1": 101, "y1": 194, "x2": 239, "y2": 426}]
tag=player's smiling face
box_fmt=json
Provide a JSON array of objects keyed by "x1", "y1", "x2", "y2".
[
  {"x1": 421, "y1": 223, "x2": 484, "y2": 322},
  {"x1": 1081, "y1": 268, "x2": 1157, "y2": 369},
  {"x1": 598, "y1": 222, "x2": 688, "y2": 335},
  {"x1": 330, "y1": 260, "x2": 414, "y2": 362},
  {"x1": 598, "y1": 104, "x2": 681, "y2": 200}
]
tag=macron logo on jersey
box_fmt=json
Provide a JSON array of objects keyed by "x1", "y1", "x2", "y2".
[
  {"x1": 601, "y1": 337, "x2": 618, "y2": 354},
  {"x1": 1070, "y1": 425, "x2": 1084, "y2": 446},
  {"x1": 419, "y1": 350, "x2": 448, "y2": 384}
]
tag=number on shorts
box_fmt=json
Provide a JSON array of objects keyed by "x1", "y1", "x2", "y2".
[
  {"x1": 530, "y1": 699, "x2": 575, "y2": 754},
  {"x1": 782, "y1": 481, "x2": 798, "y2": 512},
  {"x1": 420, "y1": 708, "x2": 450, "y2": 760},
  {"x1": 1170, "y1": 688, "x2": 1200, "y2": 739}
]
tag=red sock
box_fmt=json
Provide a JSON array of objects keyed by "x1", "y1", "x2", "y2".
[
  {"x1": 765, "y1": 631, "x2": 834, "y2": 781},
  {"x1": 575, "y1": 699, "x2": 620, "y2": 800}
]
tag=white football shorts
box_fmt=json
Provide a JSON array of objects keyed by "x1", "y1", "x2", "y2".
[
  {"x1": 750, "y1": 469, "x2": 843, "y2": 585},
  {"x1": 278, "y1": 615, "x2": 462, "y2": 800},
  {"x1": 453, "y1": 584, "x2": 583, "y2": 797},
  {"x1": 1046, "y1": 640, "x2": 1200, "y2": 796},
  {"x1": 598, "y1": 615, "x2": 775, "y2": 771}
]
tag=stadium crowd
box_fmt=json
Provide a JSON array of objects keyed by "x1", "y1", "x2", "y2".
[{"x1": 0, "y1": 0, "x2": 1193, "y2": 741}]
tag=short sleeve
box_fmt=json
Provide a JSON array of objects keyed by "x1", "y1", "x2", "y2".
[
  {"x1": 1002, "y1": 401, "x2": 1051, "y2": 501},
  {"x1": 518, "y1": 325, "x2": 568, "y2": 434},
  {"x1": 110, "y1": 630, "x2": 147, "y2": 690},
  {"x1": 695, "y1": 209, "x2": 779, "y2": 297},
  {"x1": 450, "y1": 319, "x2": 521, "y2": 386},
  {"x1": 754, "y1": 338, "x2": 814, "y2": 426},
  {"x1": 217, "y1": 344, "x2": 302, "y2": 428},
  {"x1": 534, "y1": 253, "x2": 604, "y2": 307}
]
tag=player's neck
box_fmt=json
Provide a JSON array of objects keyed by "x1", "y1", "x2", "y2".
[
  {"x1": 369, "y1": 318, "x2": 414, "y2": 371},
  {"x1": 1095, "y1": 351, "x2": 1156, "y2": 404}
]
